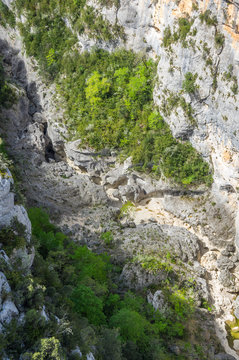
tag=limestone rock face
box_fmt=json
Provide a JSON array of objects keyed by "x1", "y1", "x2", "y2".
[
  {"x1": 0, "y1": 272, "x2": 18, "y2": 328},
  {"x1": 147, "y1": 290, "x2": 166, "y2": 312},
  {"x1": 0, "y1": 299, "x2": 19, "y2": 325},
  {"x1": 0, "y1": 170, "x2": 31, "y2": 239},
  {"x1": 63, "y1": 0, "x2": 239, "y2": 249},
  {"x1": 86, "y1": 353, "x2": 95, "y2": 360},
  {"x1": 1, "y1": 0, "x2": 14, "y2": 8},
  {"x1": 2, "y1": 3, "x2": 239, "y2": 358}
]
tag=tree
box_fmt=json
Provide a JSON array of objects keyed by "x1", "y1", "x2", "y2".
[
  {"x1": 71, "y1": 284, "x2": 106, "y2": 325},
  {"x1": 31, "y1": 337, "x2": 65, "y2": 360},
  {"x1": 110, "y1": 308, "x2": 147, "y2": 343},
  {"x1": 85, "y1": 71, "x2": 111, "y2": 106},
  {"x1": 97, "y1": 328, "x2": 122, "y2": 360}
]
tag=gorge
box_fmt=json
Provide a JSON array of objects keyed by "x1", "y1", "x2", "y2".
[{"x1": 1, "y1": 0, "x2": 239, "y2": 358}]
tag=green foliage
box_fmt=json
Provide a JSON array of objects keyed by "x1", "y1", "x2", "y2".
[
  {"x1": 15, "y1": 0, "x2": 124, "y2": 75},
  {"x1": 163, "y1": 26, "x2": 173, "y2": 47},
  {"x1": 231, "y1": 80, "x2": 238, "y2": 95},
  {"x1": 97, "y1": 328, "x2": 122, "y2": 360},
  {"x1": 133, "y1": 254, "x2": 174, "y2": 273},
  {"x1": 0, "y1": 59, "x2": 16, "y2": 108},
  {"x1": 28, "y1": 208, "x2": 64, "y2": 258},
  {"x1": 1, "y1": 208, "x2": 213, "y2": 359},
  {"x1": 16, "y1": 2, "x2": 211, "y2": 186},
  {"x1": 199, "y1": 10, "x2": 218, "y2": 26},
  {"x1": 119, "y1": 201, "x2": 135, "y2": 219},
  {"x1": 71, "y1": 245, "x2": 110, "y2": 283},
  {"x1": 31, "y1": 337, "x2": 65, "y2": 360},
  {"x1": 222, "y1": 65, "x2": 238, "y2": 95},
  {"x1": 161, "y1": 143, "x2": 212, "y2": 186},
  {"x1": 100, "y1": 231, "x2": 114, "y2": 246},
  {"x1": 175, "y1": 18, "x2": 192, "y2": 47},
  {"x1": 223, "y1": 64, "x2": 233, "y2": 81},
  {"x1": 0, "y1": 0, "x2": 16, "y2": 28},
  {"x1": 168, "y1": 288, "x2": 194, "y2": 320},
  {"x1": 0, "y1": 218, "x2": 27, "y2": 256},
  {"x1": 182, "y1": 72, "x2": 198, "y2": 94},
  {"x1": 110, "y1": 308, "x2": 147, "y2": 342},
  {"x1": 71, "y1": 284, "x2": 106, "y2": 325},
  {"x1": 163, "y1": 18, "x2": 193, "y2": 48},
  {"x1": 214, "y1": 31, "x2": 225, "y2": 48}
]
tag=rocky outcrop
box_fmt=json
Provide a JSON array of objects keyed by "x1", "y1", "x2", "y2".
[
  {"x1": 0, "y1": 169, "x2": 31, "y2": 239},
  {"x1": 0, "y1": 272, "x2": 18, "y2": 330}
]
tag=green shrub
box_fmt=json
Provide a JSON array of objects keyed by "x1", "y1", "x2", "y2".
[
  {"x1": 182, "y1": 72, "x2": 198, "y2": 94},
  {"x1": 199, "y1": 10, "x2": 217, "y2": 26},
  {"x1": 31, "y1": 337, "x2": 65, "y2": 360},
  {"x1": 100, "y1": 231, "x2": 114, "y2": 246},
  {"x1": 178, "y1": 18, "x2": 191, "y2": 38},
  {"x1": 214, "y1": 31, "x2": 225, "y2": 48},
  {"x1": 0, "y1": 218, "x2": 27, "y2": 256},
  {"x1": 110, "y1": 308, "x2": 147, "y2": 342},
  {"x1": 119, "y1": 201, "x2": 135, "y2": 219},
  {"x1": 163, "y1": 26, "x2": 173, "y2": 47},
  {"x1": 71, "y1": 284, "x2": 106, "y2": 325}
]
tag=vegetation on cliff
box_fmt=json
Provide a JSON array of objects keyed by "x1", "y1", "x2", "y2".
[
  {"x1": 0, "y1": 208, "x2": 214, "y2": 359},
  {"x1": 3, "y1": 0, "x2": 213, "y2": 186}
]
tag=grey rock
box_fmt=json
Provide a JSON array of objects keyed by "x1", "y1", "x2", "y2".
[
  {"x1": 0, "y1": 250, "x2": 10, "y2": 267},
  {"x1": 1, "y1": 0, "x2": 14, "y2": 8},
  {"x1": 120, "y1": 262, "x2": 167, "y2": 290},
  {"x1": 148, "y1": 217, "x2": 157, "y2": 223},
  {"x1": 40, "y1": 305, "x2": 49, "y2": 321},
  {"x1": 221, "y1": 250, "x2": 231, "y2": 257},
  {"x1": 220, "y1": 185, "x2": 235, "y2": 193},
  {"x1": 0, "y1": 299, "x2": 19, "y2": 324},
  {"x1": 234, "y1": 296, "x2": 239, "y2": 319},
  {"x1": 11, "y1": 246, "x2": 35, "y2": 272},
  {"x1": 218, "y1": 270, "x2": 235, "y2": 288},
  {"x1": 71, "y1": 347, "x2": 82, "y2": 358},
  {"x1": 0, "y1": 171, "x2": 31, "y2": 241},
  {"x1": 147, "y1": 290, "x2": 167, "y2": 312},
  {"x1": 226, "y1": 244, "x2": 236, "y2": 253},
  {"x1": 47, "y1": 122, "x2": 67, "y2": 160},
  {"x1": 233, "y1": 339, "x2": 239, "y2": 351},
  {"x1": 33, "y1": 112, "x2": 46, "y2": 124},
  {"x1": 86, "y1": 353, "x2": 95, "y2": 360},
  {"x1": 217, "y1": 255, "x2": 235, "y2": 270},
  {"x1": 231, "y1": 255, "x2": 239, "y2": 263},
  {"x1": 215, "y1": 354, "x2": 237, "y2": 360},
  {"x1": 161, "y1": 224, "x2": 200, "y2": 262},
  {"x1": 0, "y1": 272, "x2": 11, "y2": 305},
  {"x1": 65, "y1": 139, "x2": 114, "y2": 176},
  {"x1": 169, "y1": 344, "x2": 181, "y2": 355}
]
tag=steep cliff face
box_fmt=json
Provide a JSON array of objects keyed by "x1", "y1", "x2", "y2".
[
  {"x1": 97, "y1": 0, "x2": 239, "y2": 239},
  {"x1": 2, "y1": 0, "x2": 239, "y2": 358},
  {"x1": 0, "y1": 170, "x2": 31, "y2": 238}
]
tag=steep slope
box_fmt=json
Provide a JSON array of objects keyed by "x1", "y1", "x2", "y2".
[{"x1": 1, "y1": 0, "x2": 239, "y2": 358}]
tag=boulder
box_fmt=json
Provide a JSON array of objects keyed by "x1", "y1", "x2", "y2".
[
  {"x1": 0, "y1": 299, "x2": 19, "y2": 324},
  {"x1": 147, "y1": 290, "x2": 167, "y2": 312},
  {"x1": 86, "y1": 353, "x2": 95, "y2": 360}
]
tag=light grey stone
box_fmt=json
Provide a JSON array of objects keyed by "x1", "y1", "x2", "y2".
[
  {"x1": 0, "y1": 299, "x2": 19, "y2": 324},
  {"x1": 86, "y1": 353, "x2": 95, "y2": 360}
]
